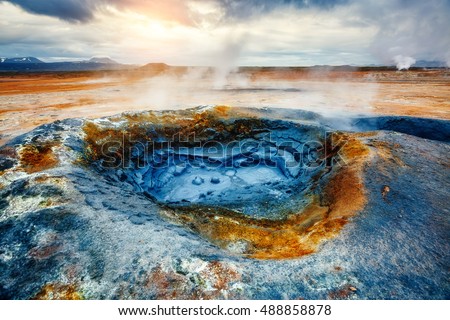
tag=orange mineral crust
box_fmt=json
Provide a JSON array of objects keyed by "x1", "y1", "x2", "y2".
[
  {"x1": 18, "y1": 142, "x2": 60, "y2": 174},
  {"x1": 33, "y1": 283, "x2": 83, "y2": 300},
  {"x1": 163, "y1": 133, "x2": 369, "y2": 260},
  {"x1": 80, "y1": 106, "x2": 370, "y2": 260}
]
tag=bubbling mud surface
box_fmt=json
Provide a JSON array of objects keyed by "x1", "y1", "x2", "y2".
[
  {"x1": 115, "y1": 120, "x2": 326, "y2": 219},
  {"x1": 82, "y1": 106, "x2": 368, "y2": 258}
]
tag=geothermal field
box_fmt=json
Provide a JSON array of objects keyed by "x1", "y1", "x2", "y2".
[
  {"x1": 1, "y1": 67, "x2": 449, "y2": 145},
  {"x1": 0, "y1": 67, "x2": 449, "y2": 300}
]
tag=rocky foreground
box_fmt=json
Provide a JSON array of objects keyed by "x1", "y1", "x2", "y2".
[{"x1": 0, "y1": 106, "x2": 448, "y2": 299}]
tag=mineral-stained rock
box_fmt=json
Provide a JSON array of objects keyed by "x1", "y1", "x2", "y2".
[
  {"x1": 33, "y1": 283, "x2": 83, "y2": 300},
  {"x1": 0, "y1": 106, "x2": 448, "y2": 299}
]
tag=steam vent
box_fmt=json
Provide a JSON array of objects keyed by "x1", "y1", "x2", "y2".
[{"x1": 1, "y1": 106, "x2": 449, "y2": 299}]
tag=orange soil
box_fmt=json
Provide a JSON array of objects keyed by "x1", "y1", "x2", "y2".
[{"x1": 0, "y1": 68, "x2": 449, "y2": 146}]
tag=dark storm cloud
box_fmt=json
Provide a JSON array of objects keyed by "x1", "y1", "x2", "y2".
[
  {"x1": 227, "y1": 0, "x2": 346, "y2": 12},
  {"x1": 215, "y1": 0, "x2": 348, "y2": 19},
  {"x1": 3, "y1": 0, "x2": 348, "y2": 23},
  {"x1": 3, "y1": 0, "x2": 100, "y2": 22}
]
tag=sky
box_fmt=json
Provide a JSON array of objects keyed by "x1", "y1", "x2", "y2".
[{"x1": 0, "y1": 0, "x2": 449, "y2": 66}]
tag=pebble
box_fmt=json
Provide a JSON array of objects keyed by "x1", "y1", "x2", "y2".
[
  {"x1": 192, "y1": 176, "x2": 204, "y2": 185},
  {"x1": 210, "y1": 177, "x2": 221, "y2": 184},
  {"x1": 225, "y1": 169, "x2": 236, "y2": 176},
  {"x1": 129, "y1": 215, "x2": 146, "y2": 225}
]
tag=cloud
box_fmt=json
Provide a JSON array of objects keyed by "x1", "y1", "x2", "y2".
[
  {"x1": 1, "y1": 0, "x2": 449, "y2": 66},
  {"x1": 3, "y1": 0, "x2": 98, "y2": 22},
  {"x1": 212, "y1": 0, "x2": 348, "y2": 20},
  {"x1": 354, "y1": 0, "x2": 450, "y2": 66},
  {"x1": 3, "y1": 0, "x2": 205, "y2": 24},
  {"x1": 3, "y1": 0, "x2": 348, "y2": 24},
  {"x1": 0, "y1": 1, "x2": 378, "y2": 65}
]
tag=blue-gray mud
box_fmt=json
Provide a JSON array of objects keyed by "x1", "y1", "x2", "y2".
[{"x1": 0, "y1": 106, "x2": 448, "y2": 299}]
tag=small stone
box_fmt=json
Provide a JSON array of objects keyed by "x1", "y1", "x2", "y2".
[
  {"x1": 349, "y1": 286, "x2": 357, "y2": 292},
  {"x1": 192, "y1": 176, "x2": 204, "y2": 185},
  {"x1": 173, "y1": 164, "x2": 187, "y2": 176},
  {"x1": 210, "y1": 177, "x2": 221, "y2": 184},
  {"x1": 129, "y1": 215, "x2": 146, "y2": 225},
  {"x1": 381, "y1": 185, "x2": 390, "y2": 199},
  {"x1": 225, "y1": 169, "x2": 236, "y2": 176}
]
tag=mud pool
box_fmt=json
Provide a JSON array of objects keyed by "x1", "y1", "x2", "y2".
[
  {"x1": 113, "y1": 117, "x2": 328, "y2": 219},
  {"x1": 0, "y1": 106, "x2": 449, "y2": 299}
]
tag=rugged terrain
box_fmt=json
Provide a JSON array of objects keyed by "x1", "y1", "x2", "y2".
[{"x1": 0, "y1": 106, "x2": 448, "y2": 299}]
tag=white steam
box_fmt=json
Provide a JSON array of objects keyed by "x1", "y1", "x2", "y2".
[
  {"x1": 124, "y1": 66, "x2": 379, "y2": 121},
  {"x1": 364, "y1": 0, "x2": 450, "y2": 68},
  {"x1": 211, "y1": 35, "x2": 247, "y2": 89},
  {"x1": 393, "y1": 55, "x2": 416, "y2": 70}
]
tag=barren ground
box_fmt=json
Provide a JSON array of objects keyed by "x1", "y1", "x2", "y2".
[{"x1": 1, "y1": 68, "x2": 449, "y2": 145}]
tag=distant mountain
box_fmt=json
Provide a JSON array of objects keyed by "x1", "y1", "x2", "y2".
[
  {"x1": 139, "y1": 63, "x2": 170, "y2": 71},
  {"x1": 413, "y1": 60, "x2": 447, "y2": 68},
  {"x1": 83, "y1": 57, "x2": 118, "y2": 64},
  {"x1": 0, "y1": 57, "x2": 44, "y2": 64},
  {"x1": 0, "y1": 56, "x2": 131, "y2": 72}
]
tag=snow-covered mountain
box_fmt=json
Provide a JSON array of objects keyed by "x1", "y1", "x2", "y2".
[
  {"x1": 0, "y1": 56, "x2": 130, "y2": 71},
  {"x1": 0, "y1": 57, "x2": 44, "y2": 63}
]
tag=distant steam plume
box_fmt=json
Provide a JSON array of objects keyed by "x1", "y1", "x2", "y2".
[
  {"x1": 393, "y1": 55, "x2": 416, "y2": 70},
  {"x1": 211, "y1": 34, "x2": 247, "y2": 89},
  {"x1": 365, "y1": 0, "x2": 450, "y2": 68}
]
